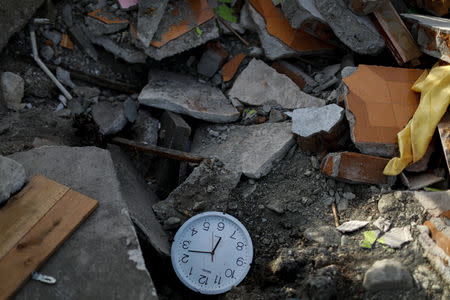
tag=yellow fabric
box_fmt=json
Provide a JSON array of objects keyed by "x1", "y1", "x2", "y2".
[{"x1": 383, "y1": 64, "x2": 450, "y2": 176}]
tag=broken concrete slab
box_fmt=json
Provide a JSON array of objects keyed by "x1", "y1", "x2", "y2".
[
  {"x1": 320, "y1": 152, "x2": 395, "y2": 185},
  {"x1": 108, "y1": 145, "x2": 170, "y2": 256},
  {"x1": 197, "y1": 42, "x2": 229, "y2": 77},
  {"x1": 345, "y1": 0, "x2": 385, "y2": 15},
  {"x1": 138, "y1": 70, "x2": 239, "y2": 123},
  {"x1": 0, "y1": 0, "x2": 45, "y2": 52},
  {"x1": 337, "y1": 220, "x2": 369, "y2": 233},
  {"x1": 89, "y1": 35, "x2": 147, "y2": 64},
  {"x1": 291, "y1": 104, "x2": 345, "y2": 153},
  {"x1": 247, "y1": 0, "x2": 334, "y2": 60},
  {"x1": 271, "y1": 60, "x2": 317, "y2": 90},
  {"x1": 313, "y1": 0, "x2": 385, "y2": 55},
  {"x1": 192, "y1": 122, "x2": 295, "y2": 179},
  {"x1": 229, "y1": 59, "x2": 325, "y2": 109},
  {"x1": 137, "y1": 0, "x2": 169, "y2": 46},
  {"x1": 0, "y1": 72, "x2": 24, "y2": 106},
  {"x1": 372, "y1": 1, "x2": 422, "y2": 65},
  {"x1": 363, "y1": 259, "x2": 413, "y2": 291},
  {"x1": 8, "y1": 146, "x2": 157, "y2": 299},
  {"x1": 413, "y1": 190, "x2": 450, "y2": 217},
  {"x1": 282, "y1": 0, "x2": 338, "y2": 43},
  {"x1": 400, "y1": 172, "x2": 444, "y2": 190},
  {"x1": 0, "y1": 156, "x2": 26, "y2": 204},
  {"x1": 343, "y1": 65, "x2": 423, "y2": 157},
  {"x1": 379, "y1": 226, "x2": 413, "y2": 248},
  {"x1": 402, "y1": 14, "x2": 450, "y2": 63},
  {"x1": 131, "y1": 110, "x2": 160, "y2": 145},
  {"x1": 92, "y1": 101, "x2": 128, "y2": 135},
  {"x1": 85, "y1": 16, "x2": 129, "y2": 36}
]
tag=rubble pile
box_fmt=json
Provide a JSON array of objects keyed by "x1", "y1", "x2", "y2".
[{"x1": 0, "y1": 0, "x2": 449, "y2": 299}]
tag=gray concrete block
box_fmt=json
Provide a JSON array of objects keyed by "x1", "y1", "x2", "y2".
[
  {"x1": 363, "y1": 259, "x2": 413, "y2": 291},
  {"x1": 1, "y1": 72, "x2": 24, "y2": 105},
  {"x1": 191, "y1": 122, "x2": 295, "y2": 178},
  {"x1": 228, "y1": 59, "x2": 325, "y2": 109},
  {"x1": 292, "y1": 104, "x2": 344, "y2": 138},
  {"x1": 85, "y1": 16, "x2": 129, "y2": 36},
  {"x1": 89, "y1": 35, "x2": 147, "y2": 64},
  {"x1": 314, "y1": 0, "x2": 385, "y2": 55},
  {"x1": 131, "y1": 110, "x2": 160, "y2": 145},
  {"x1": 139, "y1": 70, "x2": 239, "y2": 123},
  {"x1": 0, "y1": 156, "x2": 26, "y2": 204},
  {"x1": 8, "y1": 146, "x2": 158, "y2": 299},
  {"x1": 92, "y1": 101, "x2": 128, "y2": 135},
  {"x1": 137, "y1": 0, "x2": 169, "y2": 46}
]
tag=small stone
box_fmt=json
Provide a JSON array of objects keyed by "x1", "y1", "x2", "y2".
[
  {"x1": 304, "y1": 225, "x2": 341, "y2": 246},
  {"x1": 0, "y1": 156, "x2": 27, "y2": 204},
  {"x1": 268, "y1": 109, "x2": 284, "y2": 123},
  {"x1": 343, "y1": 192, "x2": 356, "y2": 200},
  {"x1": 266, "y1": 200, "x2": 285, "y2": 214},
  {"x1": 1, "y1": 72, "x2": 24, "y2": 105},
  {"x1": 337, "y1": 198, "x2": 348, "y2": 211},
  {"x1": 163, "y1": 217, "x2": 181, "y2": 230},
  {"x1": 56, "y1": 67, "x2": 76, "y2": 89},
  {"x1": 337, "y1": 220, "x2": 369, "y2": 233},
  {"x1": 40, "y1": 45, "x2": 54, "y2": 61},
  {"x1": 363, "y1": 259, "x2": 413, "y2": 291}
]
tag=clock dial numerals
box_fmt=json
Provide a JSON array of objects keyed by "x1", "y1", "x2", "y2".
[{"x1": 171, "y1": 212, "x2": 253, "y2": 295}]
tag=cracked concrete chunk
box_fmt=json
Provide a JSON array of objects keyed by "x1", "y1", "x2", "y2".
[
  {"x1": 85, "y1": 16, "x2": 129, "y2": 36},
  {"x1": 192, "y1": 122, "x2": 295, "y2": 179},
  {"x1": 1, "y1": 72, "x2": 24, "y2": 105},
  {"x1": 313, "y1": 0, "x2": 385, "y2": 55},
  {"x1": 92, "y1": 102, "x2": 128, "y2": 135},
  {"x1": 8, "y1": 146, "x2": 157, "y2": 299},
  {"x1": 229, "y1": 59, "x2": 325, "y2": 109},
  {"x1": 0, "y1": 156, "x2": 26, "y2": 204},
  {"x1": 363, "y1": 259, "x2": 413, "y2": 291},
  {"x1": 139, "y1": 70, "x2": 239, "y2": 123},
  {"x1": 292, "y1": 104, "x2": 344, "y2": 138},
  {"x1": 337, "y1": 220, "x2": 369, "y2": 233},
  {"x1": 89, "y1": 35, "x2": 147, "y2": 64},
  {"x1": 137, "y1": 0, "x2": 169, "y2": 46},
  {"x1": 413, "y1": 190, "x2": 450, "y2": 217},
  {"x1": 131, "y1": 110, "x2": 160, "y2": 145}
]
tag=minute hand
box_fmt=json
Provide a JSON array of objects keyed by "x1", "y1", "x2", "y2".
[{"x1": 212, "y1": 237, "x2": 222, "y2": 254}]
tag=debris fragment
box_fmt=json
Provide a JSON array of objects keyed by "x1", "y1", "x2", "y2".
[
  {"x1": 222, "y1": 53, "x2": 246, "y2": 82},
  {"x1": 192, "y1": 122, "x2": 295, "y2": 178},
  {"x1": 409, "y1": 0, "x2": 450, "y2": 17},
  {"x1": 344, "y1": 65, "x2": 423, "y2": 157},
  {"x1": 60, "y1": 33, "x2": 74, "y2": 49},
  {"x1": 373, "y1": 217, "x2": 391, "y2": 232},
  {"x1": 400, "y1": 172, "x2": 444, "y2": 190},
  {"x1": 313, "y1": 0, "x2": 385, "y2": 55},
  {"x1": 413, "y1": 190, "x2": 450, "y2": 217},
  {"x1": 137, "y1": 0, "x2": 169, "y2": 46},
  {"x1": 378, "y1": 226, "x2": 414, "y2": 249},
  {"x1": 320, "y1": 152, "x2": 395, "y2": 185},
  {"x1": 363, "y1": 259, "x2": 413, "y2": 291},
  {"x1": 85, "y1": 16, "x2": 129, "y2": 36},
  {"x1": 138, "y1": 70, "x2": 239, "y2": 123},
  {"x1": 337, "y1": 220, "x2": 369, "y2": 233},
  {"x1": 372, "y1": 1, "x2": 422, "y2": 65},
  {"x1": 119, "y1": 0, "x2": 139, "y2": 9},
  {"x1": 131, "y1": 110, "x2": 160, "y2": 145},
  {"x1": 229, "y1": 59, "x2": 325, "y2": 109},
  {"x1": 0, "y1": 72, "x2": 24, "y2": 107},
  {"x1": 0, "y1": 156, "x2": 26, "y2": 204},
  {"x1": 438, "y1": 111, "x2": 450, "y2": 172},
  {"x1": 402, "y1": 14, "x2": 450, "y2": 63},
  {"x1": 346, "y1": 0, "x2": 385, "y2": 15},
  {"x1": 304, "y1": 225, "x2": 342, "y2": 246},
  {"x1": 92, "y1": 102, "x2": 128, "y2": 135},
  {"x1": 361, "y1": 230, "x2": 381, "y2": 249},
  {"x1": 424, "y1": 219, "x2": 450, "y2": 256},
  {"x1": 197, "y1": 42, "x2": 229, "y2": 77}
]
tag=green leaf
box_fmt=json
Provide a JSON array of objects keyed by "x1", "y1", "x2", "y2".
[
  {"x1": 361, "y1": 230, "x2": 378, "y2": 249},
  {"x1": 195, "y1": 27, "x2": 203, "y2": 38},
  {"x1": 218, "y1": 4, "x2": 237, "y2": 23}
]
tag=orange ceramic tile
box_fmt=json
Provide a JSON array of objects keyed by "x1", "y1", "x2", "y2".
[
  {"x1": 60, "y1": 33, "x2": 74, "y2": 50},
  {"x1": 88, "y1": 8, "x2": 129, "y2": 24},
  {"x1": 150, "y1": 0, "x2": 214, "y2": 48},
  {"x1": 248, "y1": 0, "x2": 333, "y2": 52},
  {"x1": 424, "y1": 220, "x2": 450, "y2": 256},
  {"x1": 222, "y1": 54, "x2": 246, "y2": 82},
  {"x1": 343, "y1": 65, "x2": 423, "y2": 149},
  {"x1": 320, "y1": 152, "x2": 393, "y2": 185}
]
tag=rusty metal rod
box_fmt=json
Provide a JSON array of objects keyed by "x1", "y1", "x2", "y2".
[{"x1": 111, "y1": 137, "x2": 206, "y2": 164}]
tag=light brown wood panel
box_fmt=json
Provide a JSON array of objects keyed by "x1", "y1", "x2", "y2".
[
  {"x1": 0, "y1": 188, "x2": 98, "y2": 300},
  {"x1": 0, "y1": 175, "x2": 70, "y2": 260}
]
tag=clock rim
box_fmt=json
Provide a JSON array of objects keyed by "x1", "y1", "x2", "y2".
[{"x1": 171, "y1": 211, "x2": 253, "y2": 295}]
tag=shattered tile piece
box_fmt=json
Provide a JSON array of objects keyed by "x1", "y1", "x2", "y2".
[
  {"x1": 272, "y1": 60, "x2": 317, "y2": 90},
  {"x1": 192, "y1": 122, "x2": 295, "y2": 178},
  {"x1": 373, "y1": 217, "x2": 392, "y2": 232},
  {"x1": 438, "y1": 111, "x2": 450, "y2": 172},
  {"x1": 372, "y1": 1, "x2": 421, "y2": 65},
  {"x1": 197, "y1": 42, "x2": 229, "y2": 77},
  {"x1": 150, "y1": 0, "x2": 215, "y2": 48},
  {"x1": 320, "y1": 152, "x2": 395, "y2": 185},
  {"x1": 248, "y1": 0, "x2": 334, "y2": 59},
  {"x1": 60, "y1": 33, "x2": 74, "y2": 49},
  {"x1": 137, "y1": 0, "x2": 169, "y2": 46},
  {"x1": 402, "y1": 14, "x2": 450, "y2": 63},
  {"x1": 361, "y1": 230, "x2": 381, "y2": 249},
  {"x1": 337, "y1": 220, "x2": 369, "y2": 233},
  {"x1": 343, "y1": 65, "x2": 423, "y2": 157},
  {"x1": 281, "y1": 0, "x2": 338, "y2": 43},
  {"x1": 413, "y1": 190, "x2": 450, "y2": 217},
  {"x1": 229, "y1": 59, "x2": 325, "y2": 109},
  {"x1": 138, "y1": 70, "x2": 239, "y2": 123},
  {"x1": 400, "y1": 172, "x2": 444, "y2": 190},
  {"x1": 222, "y1": 54, "x2": 246, "y2": 82},
  {"x1": 378, "y1": 226, "x2": 413, "y2": 249},
  {"x1": 313, "y1": 0, "x2": 385, "y2": 55},
  {"x1": 424, "y1": 219, "x2": 450, "y2": 256}
]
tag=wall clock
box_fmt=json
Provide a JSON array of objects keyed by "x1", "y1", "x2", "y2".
[{"x1": 171, "y1": 211, "x2": 253, "y2": 295}]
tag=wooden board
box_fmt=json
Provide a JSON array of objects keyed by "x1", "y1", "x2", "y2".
[
  {"x1": 0, "y1": 176, "x2": 98, "y2": 300},
  {"x1": 0, "y1": 175, "x2": 69, "y2": 260}
]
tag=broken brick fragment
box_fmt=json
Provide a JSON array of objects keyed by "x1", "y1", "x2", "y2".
[{"x1": 320, "y1": 152, "x2": 395, "y2": 185}]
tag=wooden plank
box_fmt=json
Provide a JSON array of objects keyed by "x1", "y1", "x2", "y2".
[
  {"x1": 110, "y1": 137, "x2": 206, "y2": 164},
  {"x1": 0, "y1": 175, "x2": 70, "y2": 260},
  {"x1": 0, "y1": 189, "x2": 98, "y2": 300},
  {"x1": 372, "y1": 1, "x2": 422, "y2": 65}
]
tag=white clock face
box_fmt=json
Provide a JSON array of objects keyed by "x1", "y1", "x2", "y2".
[{"x1": 171, "y1": 211, "x2": 253, "y2": 295}]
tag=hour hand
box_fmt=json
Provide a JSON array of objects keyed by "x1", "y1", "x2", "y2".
[{"x1": 188, "y1": 249, "x2": 211, "y2": 254}]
